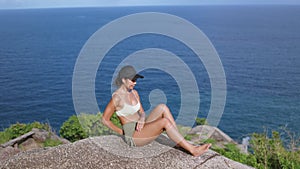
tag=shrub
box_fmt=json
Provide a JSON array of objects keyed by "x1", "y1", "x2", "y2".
[
  {"x1": 0, "y1": 131, "x2": 11, "y2": 144},
  {"x1": 250, "y1": 131, "x2": 300, "y2": 169},
  {"x1": 210, "y1": 128, "x2": 300, "y2": 169},
  {"x1": 110, "y1": 113, "x2": 122, "y2": 128},
  {"x1": 77, "y1": 113, "x2": 110, "y2": 137},
  {"x1": 59, "y1": 113, "x2": 121, "y2": 142},
  {"x1": 195, "y1": 118, "x2": 208, "y2": 125},
  {"x1": 59, "y1": 115, "x2": 88, "y2": 142}
]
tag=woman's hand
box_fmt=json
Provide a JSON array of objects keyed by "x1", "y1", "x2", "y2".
[{"x1": 136, "y1": 117, "x2": 145, "y2": 132}]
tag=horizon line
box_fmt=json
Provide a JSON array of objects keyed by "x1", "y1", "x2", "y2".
[{"x1": 1, "y1": 4, "x2": 299, "y2": 10}]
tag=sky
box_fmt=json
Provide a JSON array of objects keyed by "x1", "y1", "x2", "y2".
[{"x1": 0, "y1": 0, "x2": 300, "y2": 9}]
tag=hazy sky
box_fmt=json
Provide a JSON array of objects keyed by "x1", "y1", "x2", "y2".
[{"x1": 1, "y1": 0, "x2": 299, "y2": 9}]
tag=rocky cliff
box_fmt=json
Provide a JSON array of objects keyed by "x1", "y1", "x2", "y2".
[{"x1": 0, "y1": 135, "x2": 254, "y2": 169}]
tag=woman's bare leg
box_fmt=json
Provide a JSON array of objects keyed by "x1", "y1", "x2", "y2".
[
  {"x1": 133, "y1": 118, "x2": 211, "y2": 156},
  {"x1": 146, "y1": 104, "x2": 178, "y2": 130},
  {"x1": 146, "y1": 104, "x2": 182, "y2": 147}
]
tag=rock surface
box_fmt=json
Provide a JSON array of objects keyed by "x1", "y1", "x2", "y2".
[
  {"x1": 31, "y1": 128, "x2": 70, "y2": 144},
  {"x1": 0, "y1": 135, "x2": 254, "y2": 169},
  {"x1": 0, "y1": 146, "x2": 21, "y2": 162},
  {"x1": 19, "y1": 138, "x2": 41, "y2": 151}
]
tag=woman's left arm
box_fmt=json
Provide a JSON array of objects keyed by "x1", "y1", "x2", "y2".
[{"x1": 134, "y1": 90, "x2": 145, "y2": 131}]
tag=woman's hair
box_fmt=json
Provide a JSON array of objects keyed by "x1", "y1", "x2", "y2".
[
  {"x1": 114, "y1": 73, "x2": 123, "y2": 87},
  {"x1": 114, "y1": 65, "x2": 143, "y2": 87},
  {"x1": 114, "y1": 65, "x2": 135, "y2": 87}
]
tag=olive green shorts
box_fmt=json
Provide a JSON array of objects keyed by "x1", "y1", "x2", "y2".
[{"x1": 122, "y1": 122, "x2": 137, "y2": 147}]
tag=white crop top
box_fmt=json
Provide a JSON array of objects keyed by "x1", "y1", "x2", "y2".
[{"x1": 115, "y1": 102, "x2": 140, "y2": 117}]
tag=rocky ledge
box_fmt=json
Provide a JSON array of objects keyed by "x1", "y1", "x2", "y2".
[{"x1": 0, "y1": 135, "x2": 254, "y2": 169}]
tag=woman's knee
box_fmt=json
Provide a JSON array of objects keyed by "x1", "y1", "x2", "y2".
[
  {"x1": 157, "y1": 103, "x2": 169, "y2": 112},
  {"x1": 160, "y1": 117, "x2": 172, "y2": 129}
]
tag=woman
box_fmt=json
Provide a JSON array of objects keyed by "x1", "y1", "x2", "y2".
[{"x1": 102, "y1": 65, "x2": 211, "y2": 156}]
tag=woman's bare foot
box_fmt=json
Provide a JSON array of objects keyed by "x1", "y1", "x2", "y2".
[{"x1": 191, "y1": 144, "x2": 211, "y2": 157}]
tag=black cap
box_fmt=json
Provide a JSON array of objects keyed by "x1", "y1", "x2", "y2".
[
  {"x1": 131, "y1": 74, "x2": 144, "y2": 82},
  {"x1": 115, "y1": 65, "x2": 144, "y2": 86}
]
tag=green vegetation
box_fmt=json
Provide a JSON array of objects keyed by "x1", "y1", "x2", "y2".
[
  {"x1": 59, "y1": 112, "x2": 121, "y2": 142},
  {"x1": 205, "y1": 130, "x2": 300, "y2": 169},
  {"x1": 59, "y1": 115, "x2": 88, "y2": 142},
  {"x1": 213, "y1": 143, "x2": 258, "y2": 167},
  {"x1": 0, "y1": 121, "x2": 49, "y2": 144},
  {"x1": 43, "y1": 138, "x2": 62, "y2": 147},
  {"x1": 184, "y1": 133, "x2": 198, "y2": 141},
  {"x1": 195, "y1": 117, "x2": 208, "y2": 125},
  {"x1": 249, "y1": 131, "x2": 300, "y2": 169},
  {"x1": 203, "y1": 138, "x2": 217, "y2": 145}
]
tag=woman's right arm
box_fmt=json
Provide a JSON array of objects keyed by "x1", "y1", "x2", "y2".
[{"x1": 102, "y1": 97, "x2": 123, "y2": 135}]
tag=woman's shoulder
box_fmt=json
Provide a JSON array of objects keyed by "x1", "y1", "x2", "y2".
[
  {"x1": 112, "y1": 91, "x2": 121, "y2": 100},
  {"x1": 112, "y1": 90, "x2": 120, "y2": 96}
]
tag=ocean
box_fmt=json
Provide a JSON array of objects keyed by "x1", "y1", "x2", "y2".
[{"x1": 0, "y1": 5, "x2": 299, "y2": 141}]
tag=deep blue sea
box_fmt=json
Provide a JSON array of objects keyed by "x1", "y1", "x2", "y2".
[{"x1": 0, "y1": 5, "x2": 299, "y2": 141}]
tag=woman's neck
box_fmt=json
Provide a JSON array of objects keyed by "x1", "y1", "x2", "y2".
[{"x1": 120, "y1": 85, "x2": 132, "y2": 93}]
